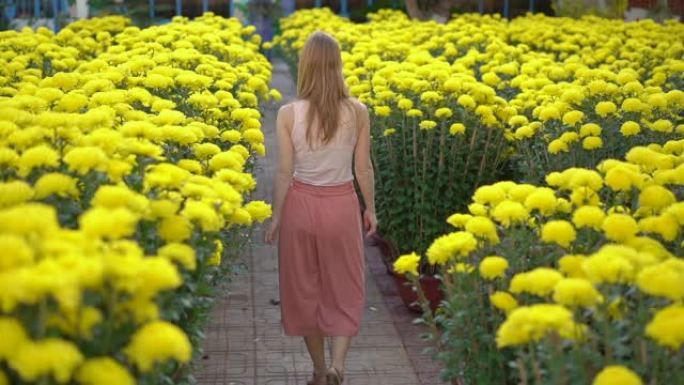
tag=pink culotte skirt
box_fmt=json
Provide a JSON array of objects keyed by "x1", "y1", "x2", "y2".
[{"x1": 277, "y1": 178, "x2": 366, "y2": 337}]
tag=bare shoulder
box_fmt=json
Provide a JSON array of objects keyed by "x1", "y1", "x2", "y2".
[
  {"x1": 277, "y1": 101, "x2": 295, "y2": 117},
  {"x1": 346, "y1": 97, "x2": 368, "y2": 115}
]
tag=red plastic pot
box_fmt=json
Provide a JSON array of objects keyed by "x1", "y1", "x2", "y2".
[{"x1": 394, "y1": 273, "x2": 443, "y2": 314}]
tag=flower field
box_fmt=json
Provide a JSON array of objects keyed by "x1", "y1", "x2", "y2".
[
  {"x1": 273, "y1": 8, "x2": 684, "y2": 266},
  {"x1": 0, "y1": 14, "x2": 275, "y2": 385},
  {"x1": 274, "y1": 8, "x2": 684, "y2": 385}
]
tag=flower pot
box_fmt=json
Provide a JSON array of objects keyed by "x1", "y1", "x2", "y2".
[
  {"x1": 394, "y1": 273, "x2": 443, "y2": 314},
  {"x1": 370, "y1": 232, "x2": 399, "y2": 276}
]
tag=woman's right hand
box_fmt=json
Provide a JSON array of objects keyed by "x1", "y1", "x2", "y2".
[
  {"x1": 264, "y1": 218, "x2": 280, "y2": 245},
  {"x1": 362, "y1": 209, "x2": 377, "y2": 237}
]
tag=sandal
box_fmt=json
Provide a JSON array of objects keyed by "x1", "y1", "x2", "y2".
[
  {"x1": 325, "y1": 366, "x2": 344, "y2": 385},
  {"x1": 306, "y1": 370, "x2": 326, "y2": 385}
]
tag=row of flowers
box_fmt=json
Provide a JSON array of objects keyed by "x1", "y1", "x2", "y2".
[
  {"x1": 395, "y1": 138, "x2": 684, "y2": 384},
  {"x1": 272, "y1": 7, "x2": 683, "y2": 385},
  {"x1": 0, "y1": 13, "x2": 275, "y2": 385},
  {"x1": 271, "y1": 8, "x2": 684, "y2": 266}
]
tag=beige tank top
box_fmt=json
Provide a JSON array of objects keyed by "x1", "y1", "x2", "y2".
[{"x1": 291, "y1": 99, "x2": 358, "y2": 186}]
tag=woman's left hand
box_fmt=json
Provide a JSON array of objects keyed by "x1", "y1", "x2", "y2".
[{"x1": 264, "y1": 218, "x2": 280, "y2": 245}]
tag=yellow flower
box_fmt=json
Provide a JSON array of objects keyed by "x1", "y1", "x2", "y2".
[
  {"x1": 209, "y1": 151, "x2": 245, "y2": 172},
  {"x1": 552, "y1": 278, "x2": 602, "y2": 308},
  {"x1": 193, "y1": 143, "x2": 221, "y2": 159},
  {"x1": 491, "y1": 200, "x2": 528, "y2": 227},
  {"x1": 243, "y1": 128, "x2": 265, "y2": 145},
  {"x1": 510, "y1": 268, "x2": 564, "y2": 297},
  {"x1": 426, "y1": 231, "x2": 478, "y2": 265},
  {"x1": 582, "y1": 247, "x2": 635, "y2": 284},
  {"x1": 0, "y1": 203, "x2": 59, "y2": 236},
  {"x1": 645, "y1": 304, "x2": 684, "y2": 350},
  {"x1": 541, "y1": 220, "x2": 576, "y2": 248},
  {"x1": 79, "y1": 207, "x2": 139, "y2": 239},
  {"x1": 446, "y1": 213, "x2": 472, "y2": 228},
  {"x1": 181, "y1": 200, "x2": 223, "y2": 232},
  {"x1": 9, "y1": 338, "x2": 84, "y2": 383},
  {"x1": 496, "y1": 304, "x2": 582, "y2": 348},
  {"x1": 602, "y1": 213, "x2": 639, "y2": 242},
  {"x1": 465, "y1": 216, "x2": 499, "y2": 243},
  {"x1": 383, "y1": 128, "x2": 396, "y2": 136},
  {"x1": 592, "y1": 366, "x2": 642, "y2": 385},
  {"x1": 572, "y1": 206, "x2": 605, "y2": 229},
  {"x1": 479, "y1": 256, "x2": 508, "y2": 280},
  {"x1": 221, "y1": 129, "x2": 242, "y2": 143},
  {"x1": 489, "y1": 291, "x2": 518, "y2": 314},
  {"x1": 0, "y1": 181, "x2": 34, "y2": 208},
  {"x1": 582, "y1": 136, "x2": 603, "y2": 150},
  {"x1": 158, "y1": 215, "x2": 192, "y2": 242},
  {"x1": 579, "y1": 123, "x2": 601, "y2": 137},
  {"x1": 76, "y1": 357, "x2": 135, "y2": 385},
  {"x1": 0, "y1": 317, "x2": 28, "y2": 360},
  {"x1": 17, "y1": 145, "x2": 60, "y2": 177},
  {"x1": 158, "y1": 243, "x2": 196, "y2": 271},
  {"x1": 595, "y1": 101, "x2": 617, "y2": 117},
  {"x1": 124, "y1": 321, "x2": 191, "y2": 372},
  {"x1": 374, "y1": 105, "x2": 391, "y2": 117},
  {"x1": 393, "y1": 252, "x2": 421, "y2": 276},
  {"x1": 447, "y1": 123, "x2": 465, "y2": 135},
  {"x1": 620, "y1": 121, "x2": 641, "y2": 136},
  {"x1": 419, "y1": 120, "x2": 437, "y2": 130},
  {"x1": 524, "y1": 187, "x2": 557, "y2": 215},
  {"x1": 406, "y1": 108, "x2": 423, "y2": 118},
  {"x1": 473, "y1": 185, "x2": 506, "y2": 206},
  {"x1": 397, "y1": 98, "x2": 413, "y2": 110},
  {"x1": 562, "y1": 110, "x2": 584, "y2": 126},
  {"x1": 244, "y1": 200, "x2": 272, "y2": 222},
  {"x1": 457, "y1": 94, "x2": 476, "y2": 109},
  {"x1": 604, "y1": 165, "x2": 643, "y2": 192},
  {"x1": 558, "y1": 254, "x2": 588, "y2": 278},
  {"x1": 548, "y1": 139, "x2": 569, "y2": 154},
  {"x1": 91, "y1": 185, "x2": 149, "y2": 213},
  {"x1": 64, "y1": 146, "x2": 108, "y2": 175},
  {"x1": 468, "y1": 202, "x2": 488, "y2": 216},
  {"x1": 650, "y1": 119, "x2": 673, "y2": 133},
  {"x1": 0, "y1": 234, "x2": 34, "y2": 270},
  {"x1": 33, "y1": 173, "x2": 80, "y2": 199},
  {"x1": 621, "y1": 97, "x2": 644, "y2": 113},
  {"x1": 639, "y1": 185, "x2": 675, "y2": 212},
  {"x1": 539, "y1": 106, "x2": 560, "y2": 121},
  {"x1": 207, "y1": 239, "x2": 223, "y2": 266},
  {"x1": 636, "y1": 259, "x2": 684, "y2": 301},
  {"x1": 435, "y1": 107, "x2": 452, "y2": 119}
]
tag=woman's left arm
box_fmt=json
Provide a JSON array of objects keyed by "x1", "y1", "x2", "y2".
[{"x1": 265, "y1": 103, "x2": 294, "y2": 244}]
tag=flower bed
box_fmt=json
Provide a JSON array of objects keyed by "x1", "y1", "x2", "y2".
[
  {"x1": 272, "y1": 8, "x2": 683, "y2": 271},
  {"x1": 398, "y1": 139, "x2": 684, "y2": 384},
  {"x1": 0, "y1": 13, "x2": 277, "y2": 385}
]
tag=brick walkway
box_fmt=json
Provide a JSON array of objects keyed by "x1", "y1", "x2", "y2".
[{"x1": 195, "y1": 58, "x2": 449, "y2": 385}]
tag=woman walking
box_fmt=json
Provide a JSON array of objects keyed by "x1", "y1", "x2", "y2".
[{"x1": 264, "y1": 31, "x2": 377, "y2": 385}]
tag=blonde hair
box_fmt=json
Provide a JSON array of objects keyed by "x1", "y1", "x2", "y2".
[{"x1": 297, "y1": 31, "x2": 351, "y2": 149}]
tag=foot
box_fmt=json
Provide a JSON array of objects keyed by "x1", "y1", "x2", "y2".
[
  {"x1": 325, "y1": 366, "x2": 344, "y2": 385},
  {"x1": 306, "y1": 369, "x2": 326, "y2": 385}
]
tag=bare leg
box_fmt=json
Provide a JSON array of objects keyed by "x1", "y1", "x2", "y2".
[
  {"x1": 304, "y1": 334, "x2": 327, "y2": 383},
  {"x1": 330, "y1": 336, "x2": 352, "y2": 376}
]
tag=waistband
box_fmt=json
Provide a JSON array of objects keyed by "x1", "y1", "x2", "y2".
[{"x1": 291, "y1": 178, "x2": 355, "y2": 196}]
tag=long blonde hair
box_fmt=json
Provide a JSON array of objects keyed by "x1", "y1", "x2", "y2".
[{"x1": 297, "y1": 31, "x2": 351, "y2": 149}]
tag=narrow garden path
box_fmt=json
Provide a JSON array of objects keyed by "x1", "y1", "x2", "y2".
[{"x1": 195, "y1": 58, "x2": 448, "y2": 385}]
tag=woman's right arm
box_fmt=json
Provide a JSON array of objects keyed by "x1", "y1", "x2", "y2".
[{"x1": 353, "y1": 101, "x2": 377, "y2": 236}]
